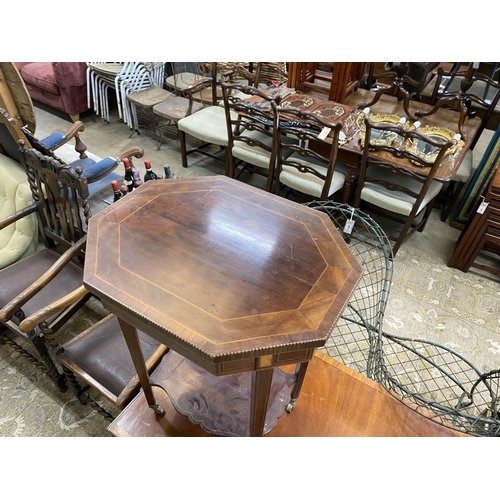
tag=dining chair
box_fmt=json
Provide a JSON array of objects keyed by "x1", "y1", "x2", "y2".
[
  {"x1": 272, "y1": 101, "x2": 346, "y2": 201},
  {"x1": 18, "y1": 285, "x2": 168, "y2": 421},
  {"x1": 165, "y1": 62, "x2": 205, "y2": 95},
  {"x1": 416, "y1": 66, "x2": 500, "y2": 221},
  {"x1": 151, "y1": 64, "x2": 213, "y2": 150},
  {"x1": 362, "y1": 62, "x2": 439, "y2": 102},
  {"x1": 177, "y1": 63, "x2": 237, "y2": 169},
  {"x1": 220, "y1": 80, "x2": 287, "y2": 189},
  {"x1": 0, "y1": 144, "x2": 167, "y2": 419},
  {"x1": 0, "y1": 144, "x2": 94, "y2": 392},
  {"x1": 357, "y1": 63, "x2": 420, "y2": 121},
  {"x1": 354, "y1": 117, "x2": 453, "y2": 256}
]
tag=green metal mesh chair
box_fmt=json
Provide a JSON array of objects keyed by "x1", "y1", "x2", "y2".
[{"x1": 306, "y1": 201, "x2": 500, "y2": 436}]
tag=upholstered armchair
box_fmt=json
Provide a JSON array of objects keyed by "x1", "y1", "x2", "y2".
[{"x1": 14, "y1": 62, "x2": 89, "y2": 122}]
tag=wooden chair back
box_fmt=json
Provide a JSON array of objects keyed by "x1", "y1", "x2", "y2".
[
  {"x1": 421, "y1": 66, "x2": 500, "y2": 149},
  {"x1": 358, "y1": 63, "x2": 420, "y2": 120},
  {"x1": 20, "y1": 141, "x2": 91, "y2": 257},
  {"x1": 354, "y1": 118, "x2": 453, "y2": 255},
  {"x1": 272, "y1": 102, "x2": 344, "y2": 200},
  {"x1": 220, "y1": 81, "x2": 282, "y2": 191}
]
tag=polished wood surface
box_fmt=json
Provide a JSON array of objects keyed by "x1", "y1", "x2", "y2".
[
  {"x1": 84, "y1": 176, "x2": 363, "y2": 436},
  {"x1": 108, "y1": 351, "x2": 467, "y2": 437}
]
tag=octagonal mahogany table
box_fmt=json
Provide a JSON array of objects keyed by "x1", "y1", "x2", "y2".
[{"x1": 83, "y1": 176, "x2": 363, "y2": 436}]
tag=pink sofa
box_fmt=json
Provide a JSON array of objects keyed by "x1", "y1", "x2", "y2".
[{"x1": 15, "y1": 62, "x2": 89, "y2": 122}]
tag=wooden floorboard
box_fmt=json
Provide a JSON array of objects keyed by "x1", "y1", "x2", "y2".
[{"x1": 108, "y1": 351, "x2": 468, "y2": 438}]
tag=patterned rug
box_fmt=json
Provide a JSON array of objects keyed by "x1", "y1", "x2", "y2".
[
  {"x1": 386, "y1": 244, "x2": 500, "y2": 374},
  {"x1": 0, "y1": 297, "x2": 114, "y2": 437}
]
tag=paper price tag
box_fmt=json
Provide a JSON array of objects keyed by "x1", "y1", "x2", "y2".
[
  {"x1": 344, "y1": 218, "x2": 355, "y2": 234},
  {"x1": 318, "y1": 127, "x2": 331, "y2": 140},
  {"x1": 477, "y1": 201, "x2": 489, "y2": 214}
]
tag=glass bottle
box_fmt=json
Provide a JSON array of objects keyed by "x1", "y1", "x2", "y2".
[
  {"x1": 164, "y1": 164, "x2": 172, "y2": 179},
  {"x1": 132, "y1": 167, "x2": 143, "y2": 189},
  {"x1": 111, "y1": 180, "x2": 122, "y2": 202},
  {"x1": 123, "y1": 158, "x2": 134, "y2": 192},
  {"x1": 144, "y1": 160, "x2": 158, "y2": 182}
]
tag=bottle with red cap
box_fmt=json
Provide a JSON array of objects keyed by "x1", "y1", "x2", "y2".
[
  {"x1": 111, "y1": 180, "x2": 122, "y2": 202},
  {"x1": 123, "y1": 158, "x2": 134, "y2": 192},
  {"x1": 143, "y1": 159, "x2": 159, "y2": 182}
]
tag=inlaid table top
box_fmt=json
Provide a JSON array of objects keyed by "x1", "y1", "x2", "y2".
[{"x1": 83, "y1": 176, "x2": 363, "y2": 373}]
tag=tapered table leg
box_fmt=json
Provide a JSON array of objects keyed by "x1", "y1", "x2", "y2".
[
  {"x1": 250, "y1": 367, "x2": 274, "y2": 437},
  {"x1": 117, "y1": 317, "x2": 164, "y2": 415}
]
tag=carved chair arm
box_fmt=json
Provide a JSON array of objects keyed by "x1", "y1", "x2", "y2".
[
  {"x1": 18, "y1": 284, "x2": 89, "y2": 334},
  {"x1": 83, "y1": 147, "x2": 144, "y2": 184},
  {"x1": 184, "y1": 77, "x2": 214, "y2": 103},
  {"x1": 0, "y1": 202, "x2": 38, "y2": 231},
  {"x1": 37, "y1": 121, "x2": 88, "y2": 160},
  {"x1": 0, "y1": 235, "x2": 87, "y2": 322},
  {"x1": 114, "y1": 147, "x2": 144, "y2": 163}
]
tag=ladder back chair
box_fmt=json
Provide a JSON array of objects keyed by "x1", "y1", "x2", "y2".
[
  {"x1": 220, "y1": 80, "x2": 285, "y2": 190},
  {"x1": 177, "y1": 63, "x2": 234, "y2": 169},
  {"x1": 354, "y1": 117, "x2": 453, "y2": 256},
  {"x1": 416, "y1": 66, "x2": 500, "y2": 221},
  {"x1": 273, "y1": 102, "x2": 346, "y2": 201}
]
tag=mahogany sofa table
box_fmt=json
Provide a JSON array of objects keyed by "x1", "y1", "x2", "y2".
[{"x1": 83, "y1": 176, "x2": 362, "y2": 436}]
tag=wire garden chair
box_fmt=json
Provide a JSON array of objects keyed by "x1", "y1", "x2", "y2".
[{"x1": 305, "y1": 201, "x2": 500, "y2": 436}]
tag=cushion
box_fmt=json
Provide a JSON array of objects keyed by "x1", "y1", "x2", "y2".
[
  {"x1": 178, "y1": 106, "x2": 234, "y2": 146},
  {"x1": 279, "y1": 154, "x2": 347, "y2": 199},
  {"x1": 0, "y1": 154, "x2": 38, "y2": 270},
  {"x1": 19, "y1": 63, "x2": 60, "y2": 95},
  {"x1": 452, "y1": 149, "x2": 474, "y2": 183},
  {"x1": 360, "y1": 165, "x2": 443, "y2": 216},
  {"x1": 232, "y1": 130, "x2": 296, "y2": 170},
  {"x1": 166, "y1": 72, "x2": 200, "y2": 91},
  {"x1": 61, "y1": 315, "x2": 162, "y2": 398}
]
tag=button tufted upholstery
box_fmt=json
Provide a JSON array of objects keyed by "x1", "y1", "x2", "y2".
[{"x1": 0, "y1": 154, "x2": 38, "y2": 270}]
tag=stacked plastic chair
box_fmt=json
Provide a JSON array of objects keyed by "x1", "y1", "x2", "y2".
[{"x1": 86, "y1": 62, "x2": 167, "y2": 126}]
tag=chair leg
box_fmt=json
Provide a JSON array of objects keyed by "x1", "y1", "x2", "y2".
[
  {"x1": 1, "y1": 328, "x2": 67, "y2": 392},
  {"x1": 179, "y1": 130, "x2": 189, "y2": 168},
  {"x1": 441, "y1": 181, "x2": 463, "y2": 223},
  {"x1": 61, "y1": 366, "x2": 115, "y2": 422},
  {"x1": 31, "y1": 334, "x2": 67, "y2": 392}
]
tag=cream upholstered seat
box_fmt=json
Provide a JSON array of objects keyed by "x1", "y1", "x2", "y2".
[
  {"x1": 177, "y1": 104, "x2": 237, "y2": 170},
  {"x1": 279, "y1": 156, "x2": 347, "y2": 199},
  {"x1": 359, "y1": 165, "x2": 443, "y2": 216},
  {"x1": 0, "y1": 154, "x2": 37, "y2": 270},
  {"x1": 273, "y1": 102, "x2": 346, "y2": 201},
  {"x1": 178, "y1": 106, "x2": 233, "y2": 147},
  {"x1": 221, "y1": 80, "x2": 289, "y2": 191},
  {"x1": 354, "y1": 117, "x2": 452, "y2": 256}
]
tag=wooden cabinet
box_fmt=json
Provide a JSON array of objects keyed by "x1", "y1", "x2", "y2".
[
  {"x1": 287, "y1": 62, "x2": 364, "y2": 103},
  {"x1": 448, "y1": 166, "x2": 500, "y2": 277}
]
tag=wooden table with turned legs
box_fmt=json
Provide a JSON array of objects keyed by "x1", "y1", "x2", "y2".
[{"x1": 83, "y1": 176, "x2": 362, "y2": 436}]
